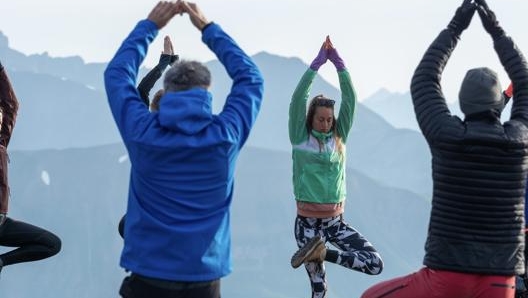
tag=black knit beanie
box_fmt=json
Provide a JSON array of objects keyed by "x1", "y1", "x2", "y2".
[{"x1": 459, "y1": 67, "x2": 504, "y2": 116}]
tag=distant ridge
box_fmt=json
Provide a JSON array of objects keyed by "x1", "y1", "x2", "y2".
[{"x1": 1, "y1": 31, "x2": 432, "y2": 198}]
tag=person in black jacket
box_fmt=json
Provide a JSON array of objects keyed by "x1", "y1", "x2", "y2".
[{"x1": 362, "y1": 0, "x2": 528, "y2": 297}]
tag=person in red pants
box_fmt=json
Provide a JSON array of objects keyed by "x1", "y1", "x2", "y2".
[{"x1": 362, "y1": 0, "x2": 528, "y2": 297}]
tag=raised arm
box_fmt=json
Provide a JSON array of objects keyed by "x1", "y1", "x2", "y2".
[
  {"x1": 289, "y1": 41, "x2": 328, "y2": 144},
  {"x1": 327, "y1": 37, "x2": 356, "y2": 142},
  {"x1": 289, "y1": 69, "x2": 316, "y2": 145},
  {"x1": 104, "y1": 2, "x2": 180, "y2": 140},
  {"x1": 137, "y1": 36, "x2": 179, "y2": 107},
  {"x1": 410, "y1": 0, "x2": 476, "y2": 141},
  {"x1": 475, "y1": 0, "x2": 528, "y2": 125},
  {"x1": 181, "y1": 1, "x2": 264, "y2": 148}
]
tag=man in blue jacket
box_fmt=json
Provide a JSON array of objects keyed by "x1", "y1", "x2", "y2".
[{"x1": 104, "y1": 1, "x2": 264, "y2": 297}]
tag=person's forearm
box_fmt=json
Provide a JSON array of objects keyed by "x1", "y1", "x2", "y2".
[
  {"x1": 137, "y1": 66, "x2": 162, "y2": 106},
  {"x1": 204, "y1": 23, "x2": 264, "y2": 146},
  {"x1": 336, "y1": 70, "x2": 356, "y2": 141}
]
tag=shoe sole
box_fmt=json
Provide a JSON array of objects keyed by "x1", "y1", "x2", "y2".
[{"x1": 291, "y1": 236, "x2": 323, "y2": 269}]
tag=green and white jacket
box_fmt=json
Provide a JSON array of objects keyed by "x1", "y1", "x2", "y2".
[{"x1": 288, "y1": 68, "x2": 356, "y2": 204}]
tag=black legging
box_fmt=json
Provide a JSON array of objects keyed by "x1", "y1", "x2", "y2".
[
  {"x1": 119, "y1": 215, "x2": 125, "y2": 238},
  {"x1": 0, "y1": 217, "x2": 61, "y2": 267}
]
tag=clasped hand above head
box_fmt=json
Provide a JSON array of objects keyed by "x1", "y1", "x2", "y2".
[
  {"x1": 310, "y1": 35, "x2": 346, "y2": 71},
  {"x1": 448, "y1": 0, "x2": 504, "y2": 39},
  {"x1": 162, "y1": 36, "x2": 174, "y2": 55},
  {"x1": 147, "y1": 1, "x2": 210, "y2": 31}
]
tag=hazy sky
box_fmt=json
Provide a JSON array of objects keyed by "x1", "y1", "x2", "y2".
[{"x1": 1, "y1": 0, "x2": 527, "y2": 102}]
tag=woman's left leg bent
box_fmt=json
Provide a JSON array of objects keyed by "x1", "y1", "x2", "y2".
[{"x1": 323, "y1": 216, "x2": 383, "y2": 275}]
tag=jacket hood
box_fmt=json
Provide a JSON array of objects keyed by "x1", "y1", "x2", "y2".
[
  {"x1": 158, "y1": 88, "x2": 213, "y2": 134},
  {"x1": 464, "y1": 109, "x2": 501, "y2": 123}
]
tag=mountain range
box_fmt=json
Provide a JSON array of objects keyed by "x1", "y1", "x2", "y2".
[
  {"x1": 1, "y1": 30, "x2": 434, "y2": 198},
  {"x1": 0, "y1": 30, "x2": 433, "y2": 297},
  {"x1": 0, "y1": 143, "x2": 430, "y2": 298}
]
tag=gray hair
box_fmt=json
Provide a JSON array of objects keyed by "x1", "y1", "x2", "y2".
[{"x1": 163, "y1": 60, "x2": 211, "y2": 92}]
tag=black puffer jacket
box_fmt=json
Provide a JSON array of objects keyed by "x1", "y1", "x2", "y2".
[{"x1": 411, "y1": 29, "x2": 528, "y2": 275}]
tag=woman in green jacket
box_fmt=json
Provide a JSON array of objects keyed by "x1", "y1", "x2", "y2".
[{"x1": 289, "y1": 36, "x2": 383, "y2": 298}]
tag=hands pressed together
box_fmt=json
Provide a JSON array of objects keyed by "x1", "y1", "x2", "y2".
[
  {"x1": 147, "y1": 0, "x2": 210, "y2": 31},
  {"x1": 162, "y1": 36, "x2": 174, "y2": 55},
  {"x1": 310, "y1": 36, "x2": 346, "y2": 72},
  {"x1": 448, "y1": 0, "x2": 504, "y2": 39}
]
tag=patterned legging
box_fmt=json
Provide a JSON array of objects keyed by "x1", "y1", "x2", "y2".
[{"x1": 294, "y1": 215, "x2": 383, "y2": 298}]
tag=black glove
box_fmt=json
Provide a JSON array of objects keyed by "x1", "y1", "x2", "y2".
[
  {"x1": 447, "y1": 0, "x2": 477, "y2": 37},
  {"x1": 159, "y1": 54, "x2": 179, "y2": 70},
  {"x1": 475, "y1": 0, "x2": 505, "y2": 39}
]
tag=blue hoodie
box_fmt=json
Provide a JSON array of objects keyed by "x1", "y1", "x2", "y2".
[{"x1": 104, "y1": 20, "x2": 264, "y2": 281}]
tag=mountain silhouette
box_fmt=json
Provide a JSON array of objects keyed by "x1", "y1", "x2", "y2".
[
  {"x1": 0, "y1": 32, "x2": 436, "y2": 297},
  {"x1": 0, "y1": 143, "x2": 429, "y2": 298},
  {"x1": 1, "y1": 36, "x2": 434, "y2": 197}
]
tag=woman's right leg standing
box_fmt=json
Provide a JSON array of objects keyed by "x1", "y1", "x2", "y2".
[{"x1": 294, "y1": 216, "x2": 328, "y2": 298}]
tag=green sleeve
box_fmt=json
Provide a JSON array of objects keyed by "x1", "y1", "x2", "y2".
[
  {"x1": 289, "y1": 69, "x2": 317, "y2": 144},
  {"x1": 336, "y1": 69, "x2": 356, "y2": 143}
]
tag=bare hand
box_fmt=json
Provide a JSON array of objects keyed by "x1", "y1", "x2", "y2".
[
  {"x1": 179, "y1": 0, "x2": 209, "y2": 30},
  {"x1": 325, "y1": 35, "x2": 334, "y2": 50},
  {"x1": 162, "y1": 36, "x2": 174, "y2": 55},
  {"x1": 147, "y1": 1, "x2": 181, "y2": 29}
]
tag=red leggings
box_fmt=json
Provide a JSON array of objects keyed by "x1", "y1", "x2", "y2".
[{"x1": 361, "y1": 267, "x2": 515, "y2": 298}]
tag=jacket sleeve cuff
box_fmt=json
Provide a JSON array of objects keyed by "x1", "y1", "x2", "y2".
[
  {"x1": 140, "y1": 19, "x2": 160, "y2": 35},
  {"x1": 201, "y1": 22, "x2": 214, "y2": 33}
]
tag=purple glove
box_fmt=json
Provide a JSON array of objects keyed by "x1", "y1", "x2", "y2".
[
  {"x1": 328, "y1": 48, "x2": 345, "y2": 71},
  {"x1": 310, "y1": 45, "x2": 328, "y2": 71}
]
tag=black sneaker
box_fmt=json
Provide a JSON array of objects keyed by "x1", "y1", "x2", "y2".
[{"x1": 291, "y1": 235, "x2": 325, "y2": 269}]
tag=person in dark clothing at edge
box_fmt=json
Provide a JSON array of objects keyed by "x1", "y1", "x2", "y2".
[
  {"x1": 104, "y1": 1, "x2": 264, "y2": 297},
  {"x1": 519, "y1": 176, "x2": 528, "y2": 298},
  {"x1": 506, "y1": 82, "x2": 528, "y2": 298},
  {"x1": 507, "y1": 81, "x2": 528, "y2": 298},
  {"x1": 0, "y1": 61, "x2": 61, "y2": 275},
  {"x1": 117, "y1": 35, "x2": 178, "y2": 238},
  {"x1": 362, "y1": 0, "x2": 528, "y2": 297},
  {"x1": 502, "y1": 82, "x2": 528, "y2": 297}
]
